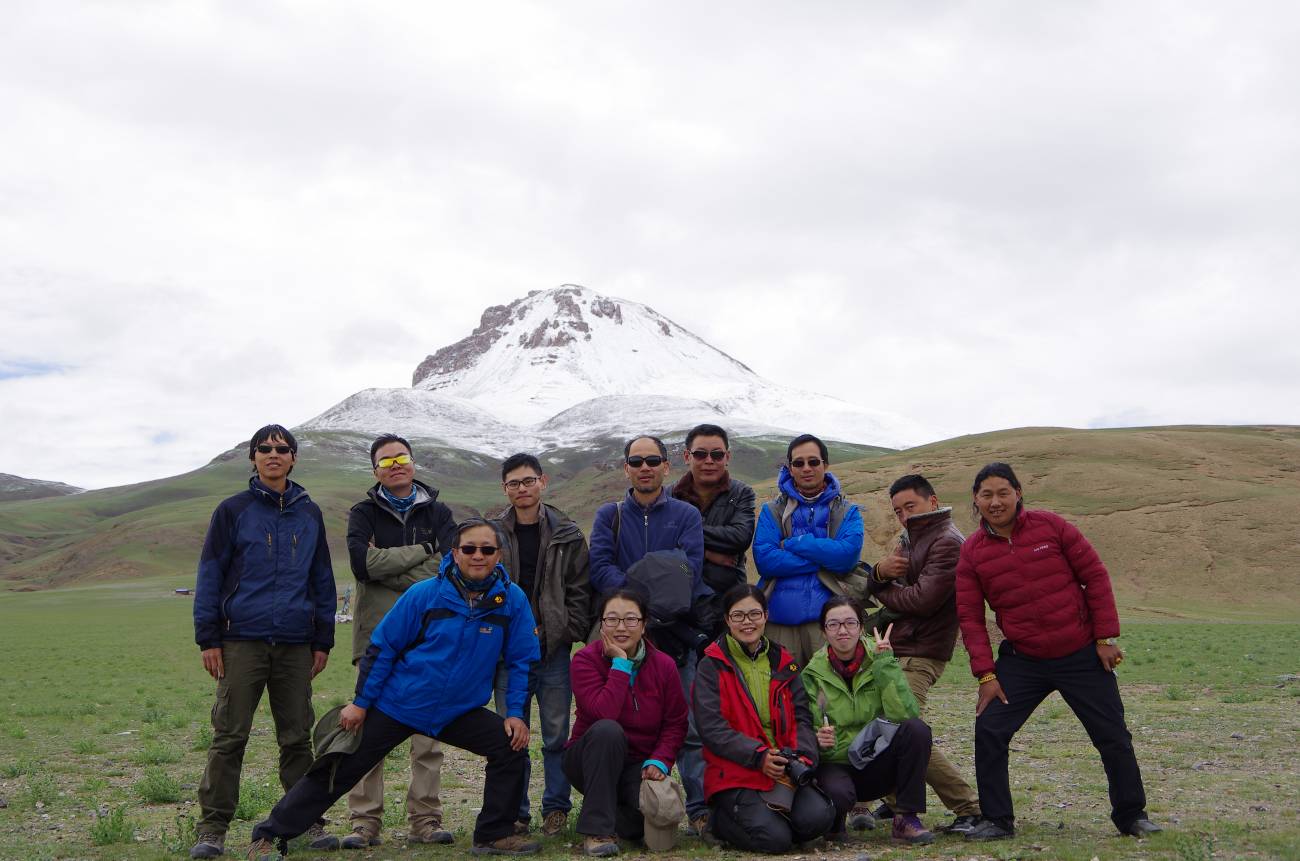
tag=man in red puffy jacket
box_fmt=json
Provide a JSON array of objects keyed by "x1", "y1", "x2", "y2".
[{"x1": 955, "y1": 462, "x2": 1161, "y2": 842}]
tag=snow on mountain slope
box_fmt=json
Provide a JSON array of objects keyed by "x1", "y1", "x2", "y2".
[{"x1": 303, "y1": 285, "x2": 918, "y2": 451}]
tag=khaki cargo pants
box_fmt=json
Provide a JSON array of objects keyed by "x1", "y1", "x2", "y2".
[{"x1": 887, "y1": 656, "x2": 980, "y2": 817}]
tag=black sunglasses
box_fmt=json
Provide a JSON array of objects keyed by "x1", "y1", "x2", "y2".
[
  {"x1": 626, "y1": 455, "x2": 666, "y2": 468},
  {"x1": 790, "y1": 457, "x2": 823, "y2": 469},
  {"x1": 256, "y1": 444, "x2": 293, "y2": 455},
  {"x1": 457, "y1": 544, "x2": 499, "y2": 556},
  {"x1": 689, "y1": 448, "x2": 727, "y2": 462}
]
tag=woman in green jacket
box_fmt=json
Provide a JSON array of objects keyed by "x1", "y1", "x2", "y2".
[{"x1": 802, "y1": 596, "x2": 935, "y2": 845}]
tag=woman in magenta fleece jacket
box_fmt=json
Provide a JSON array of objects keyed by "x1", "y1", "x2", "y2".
[{"x1": 566, "y1": 589, "x2": 689, "y2": 855}]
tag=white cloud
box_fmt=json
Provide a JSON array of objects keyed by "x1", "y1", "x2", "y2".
[{"x1": 1, "y1": 1, "x2": 1298, "y2": 487}]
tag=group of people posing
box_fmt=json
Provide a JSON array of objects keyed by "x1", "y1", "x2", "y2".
[{"x1": 191, "y1": 422, "x2": 1162, "y2": 861}]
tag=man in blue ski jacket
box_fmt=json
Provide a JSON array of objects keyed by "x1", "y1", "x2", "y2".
[
  {"x1": 244, "y1": 518, "x2": 543, "y2": 860},
  {"x1": 754, "y1": 433, "x2": 865, "y2": 667}
]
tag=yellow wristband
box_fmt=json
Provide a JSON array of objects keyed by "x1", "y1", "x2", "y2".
[{"x1": 977, "y1": 673, "x2": 996, "y2": 685}]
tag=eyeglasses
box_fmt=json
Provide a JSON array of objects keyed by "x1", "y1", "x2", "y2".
[
  {"x1": 626, "y1": 455, "x2": 666, "y2": 468},
  {"x1": 504, "y1": 476, "x2": 540, "y2": 490},
  {"x1": 457, "y1": 544, "x2": 499, "y2": 556},
  {"x1": 375, "y1": 454, "x2": 412, "y2": 469},
  {"x1": 256, "y1": 444, "x2": 293, "y2": 455},
  {"x1": 824, "y1": 619, "x2": 862, "y2": 633},
  {"x1": 601, "y1": 615, "x2": 644, "y2": 629},
  {"x1": 689, "y1": 449, "x2": 727, "y2": 462},
  {"x1": 790, "y1": 458, "x2": 823, "y2": 469},
  {"x1": 726, "y1": 609, "x2": 766, "y2": 624}
]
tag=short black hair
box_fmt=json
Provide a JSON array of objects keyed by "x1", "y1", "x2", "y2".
[
  {"x1": 369, "y1": 433, "x2": 412, "y2": 468},
  {"x1": 786, "y1": 433, "x2": 828, "y2": 463},
  {"x1": 453, "y1": 517, "x2": 506, "y2": 548},
  {"x1": 720, "y1": 583, "x2": 768, "y2": 616},
  {"x1": 596, "y1": 588, "x2": 649, "y2": 622},
  {"x1": 624, "y1": 435, "x2": 668, "y2": 459},
  {"x1": 248, "y1": 425, "x2": 297, "y2": 475},
  {"x1": 500, "y1": 452, "x2": 544, "y2": 482},
  {"x1": 889, "y1": 474, "x2": 936, "y2": 500},
  {"x1": 819, "y1": 595, "x2": 866, "y2": 630},
  {"x1": 685, "y1": 423, "x2": 729, "y2": 450},
  {"x1": 972, "y1": 462, "x2": 1024, "y2": 512}
]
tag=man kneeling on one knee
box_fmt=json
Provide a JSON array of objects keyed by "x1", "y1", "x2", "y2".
[{"x1": 244, "y1": 519, "x2": 543, "y2": 860}]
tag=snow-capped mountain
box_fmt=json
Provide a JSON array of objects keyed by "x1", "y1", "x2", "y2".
[{"x1": 303, "y1": 285, "x2": 918, "y2": 453}]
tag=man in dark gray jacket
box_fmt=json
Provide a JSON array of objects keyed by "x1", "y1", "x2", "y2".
[
  {"x1": 493, "y1": 452, "x2": 592, "y2": 837},
  {"x1": 670, "y1": 423, "x2": 757, "y2": 837}
]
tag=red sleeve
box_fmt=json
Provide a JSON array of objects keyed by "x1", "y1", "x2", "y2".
[
  {"x1": 1056, "y1": 516, "x2": 1120, "y2": 640},
  {"x1": 955, "y1": 538, "x2": 995, "y2": 677}
]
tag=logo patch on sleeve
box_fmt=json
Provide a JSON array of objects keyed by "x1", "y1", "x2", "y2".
[
  {"x1": 480, "y1": 626, "x2": 494, "y2": 634},
  {"x1": 494, "y1": 595, "x2": 504, "y2": 605}
]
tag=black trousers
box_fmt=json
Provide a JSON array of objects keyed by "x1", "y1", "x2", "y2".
[
  {"x1": 562, "y1": 719, "x2": 645, "y2": 839},
  {"x1": 709, "y1": 784, "x2": 836, "y2": 854},
  {"x1": 975, "y1": 641, "x2": 1149, "y2": 832},
  {"x1": 252, "y1": 706, "x2": 526, "y2": 845},
  {"x1": 816, "y1": 717, "x2": 931, "y2": 831}
]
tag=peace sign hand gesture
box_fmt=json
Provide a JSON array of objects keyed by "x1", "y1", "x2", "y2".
[{"x1": 872, "y1": 623, "x2": 894, "y2": 654}]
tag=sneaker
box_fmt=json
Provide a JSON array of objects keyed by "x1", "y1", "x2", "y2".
[
  {"x1": 245, "y1": 839, "x2": 283, "y2": 861},
  {"x1": 409, "y1": 819, "x2": 455, "y2": 845},
  {"x1": 1121, "y1": 817, "x2": 1163, "y2": 837},
  {"x1": 685, "y1": 814, "x2": 709, "y2": 836},
  {"x1": 847, "y1": 805, "x2": 877, "y2": 830},
  {"x1": 471, "y1": 834, "x2": 543, "y2": 855},
  {"x1": 941, "y1": 814, "x2": 980, "y2": 835},
  {"x1": 306, "y1": 822, "x2": 340, "y2": 850},
  {"x1": 340, "y1": 825, "x2": 383, "y2": 849},
  {"x1": 891, "y1": 813, "x2": 934, "y2": 845},
  {"x1": 965, "y1": 818, "x2": 1015, "y2": 841},
  {"x1": 190, "y1": 831, "x2": 225, "y2": 858},
  {"x1": 584, "y1": 835, "x2": 620, "y2": 857},
  {"x1": 541, "y1": 810, "x2": 568, "y2": 837}
]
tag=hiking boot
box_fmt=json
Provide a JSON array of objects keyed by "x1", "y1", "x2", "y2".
[
  {"x1": 847, "y1": 804, "x2": 877, "y2": 830},
  {"x1": 584, "y1": 835, "x2": 620, "y2": 857},
  {"x1": 340, "y1": 824, "x2": 383, "y2": 849},
  {"x1": 685, "y1": 814, "x2": 709, "y2": 836},
  {"x1": 471, "y1": 833, "x2": 543, "y2": 855},
  {"x1": 409, "y1": 819, "x2": 455, "y2": 845},
  {"x1": 513, "y1": 819, "x2": 531, "y2": 835},
  {"x1": 965, "y1": 818, "x2": 1015, "y2": 841},
  {"x1": 941, "y1": 814, "x2": 980, "y2": 835},
  {"x1": 892, "y1": 813, "x2": 934, "y2": 845},
  {"x1": 245, "y1": 839, "x2": 282, "y2": 861},
  {"x1": 541, "y1": 810, "x2": 568, "y2": 837},
  {"x1": 1121, "y1": 817, "x2": 1163, "y2": 837},
  {"x1": 190, "y1": 831, "x2": 225, "y2": 858},
  {"x1": 872, "y1": 802, "x2": 895, "y2": 820},
  {"x1": 306, "y1": 822, "x2": 340, "y2": 850}
]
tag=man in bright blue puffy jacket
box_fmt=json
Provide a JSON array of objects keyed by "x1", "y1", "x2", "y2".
[
  {"x1": 753, "y1": 433, "x2": 865, "y2": 667},
  {"x1": 190, "y1": 424, "x2": 336, "y2": 859},
  {"x1": 245, "y1": 519, "x2": 544, "y2": 859}
]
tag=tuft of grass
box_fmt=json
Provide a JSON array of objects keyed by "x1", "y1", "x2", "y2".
[
  {"x1": 1, "y1": 758, "x2": 34, "y2": 778},
  {"x1": 23, "y1": 774, "x2": 59, "y2": 808},
  {"x1": 1163, "y1": 685, "x2": 1192, "y2": 701},
  {"x1": 233, "y1": 780, "x2": 279, "y2": 821},
  {"x1": 158, "y1": 813, "x2": 197, "y2": 855},
  {"x1": 134, "y1": 767, "x2": 183, "y2": 804},
  {"x1": 190, "y1": 724, "x2": 212, "y2": 751},
  {"x1": 89, "y1": 805, "x2": 136, "y2": 846},
  {"x1": 1220, "y1": 690, "x2": 1264, "y2": 704},
  {"x1": 79, "y1": 776, "x2": 109, "y2": 794},
  {"x1": 72, "y1": 738, "x2": 104, "y2": 755},
  {"x1": 5, "y1": 725, "x2": 26, "y2": 739},
  {"x1": 133, "y1": 741, "x2": 183, "y2": 765}
]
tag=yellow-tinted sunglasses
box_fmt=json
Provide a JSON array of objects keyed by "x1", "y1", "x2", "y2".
[{"x1": 375, "y1": 454, "x2": 413, "y2": 469}]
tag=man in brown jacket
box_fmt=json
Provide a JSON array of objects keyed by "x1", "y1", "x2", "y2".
[
  {"x1": 867, "y1": 474, "x2": 981, "y2": 834},
  {"x1": 493, "y1": 452, "x2": 592, "y2": 836}
]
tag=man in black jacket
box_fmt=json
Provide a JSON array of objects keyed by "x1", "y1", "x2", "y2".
[
  {"x1": 670, "y1": 423, "x2": 757, "y2": 837},
  {"x1": 336, "y1": 434, "x2": 457, "y2": 849}
]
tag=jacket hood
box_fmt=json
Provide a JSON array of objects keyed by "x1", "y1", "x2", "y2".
[
  {"x1": 777, "y1": 467, "x2": 841, "y2": 505},
  {"x1": 248, "y1": 476, "x2": 310, "y2": 507}
]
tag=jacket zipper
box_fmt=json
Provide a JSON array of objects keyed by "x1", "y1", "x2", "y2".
[
  {"x1": 223, "y1": 581, "x2": 240, "y2": 631},
  {"x1": 291, "y1": 532, "x2": 298, "y2": 563}
]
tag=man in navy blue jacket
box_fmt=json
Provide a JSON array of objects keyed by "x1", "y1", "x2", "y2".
[
  {"x1": 244, "y1": 519, "x2": 542, "y2": 860},
  {"x1": 190, "y1": 425, "x2": 336, "y2": 859}
]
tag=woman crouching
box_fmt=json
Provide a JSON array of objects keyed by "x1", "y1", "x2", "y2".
[
  {"x1": 565, "y1": 589, "x2": 689, "y2": 857},
  {"x1": 693, "y1": 584, "x2": 835, "y2": 853},
  {"x1": 801, "y1": 596, "x2": 935, "y2": 844}
]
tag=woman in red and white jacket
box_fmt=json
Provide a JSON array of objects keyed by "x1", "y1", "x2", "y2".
[
  {"x1": 692, "y1": 584, "x2": 834, "y2": 853},
  {"x1": 955, "y1": 462, "x2": 1160, "y2": 842}
]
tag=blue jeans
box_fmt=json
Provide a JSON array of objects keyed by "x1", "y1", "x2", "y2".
[
  {"x1": 677, "y1": 657, "x2": 706, "y2": 820},
  {"x1": 494, "y1": 648, "x2": 573, "y2": 819}
]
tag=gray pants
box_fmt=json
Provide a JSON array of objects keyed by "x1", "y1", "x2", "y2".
[{"x1": 197, "y1": 641, "x2": 315, "y2": 834}]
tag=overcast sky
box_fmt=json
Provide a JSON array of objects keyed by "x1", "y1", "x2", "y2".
[{"x1": 2, "y1": 2, "x2": 1298, "y2": 489}]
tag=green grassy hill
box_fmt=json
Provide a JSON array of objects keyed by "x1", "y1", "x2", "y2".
[{"x1": 2, "y1": 425, "x2": 1296, "y2": 620}]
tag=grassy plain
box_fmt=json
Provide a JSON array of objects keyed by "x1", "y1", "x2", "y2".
[{"x1": 1, "y1": 580, "x2": 1297, "y2": 861}]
